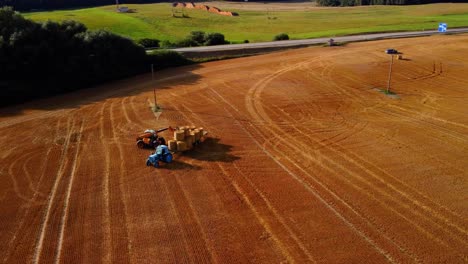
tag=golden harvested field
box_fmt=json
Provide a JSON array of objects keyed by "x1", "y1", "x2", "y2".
[{"x1": 0, "y1": 35, "x2": 467, "y2": 263}]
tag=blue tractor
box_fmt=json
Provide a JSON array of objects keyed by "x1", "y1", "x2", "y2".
[{"x1": 146, "y1": 145, "x2": 173, "y2": 168}]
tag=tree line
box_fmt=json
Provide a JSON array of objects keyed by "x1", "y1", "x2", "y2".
[
  {"x1": 0, "y1": 0, "x2": 161, "y2": 11},
  {"x1": 0, "y1": 7, "x2": 190, "y2": 106}
]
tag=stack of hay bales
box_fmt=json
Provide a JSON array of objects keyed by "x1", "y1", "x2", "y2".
[
  {"x1": 173, "y1": 2, "x2": 239, "y2": 16},
  {"x1": 169, "y1": 125, "x2": 205, "y2": 152},
  {"x1": 195, "y1": 4, "x2": 209, "y2": 11},
  {"x1": 208, "y1": 6, "x2": 221, "y2": 14}
]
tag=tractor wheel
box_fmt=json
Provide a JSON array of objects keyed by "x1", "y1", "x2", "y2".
[
  {"x1": 137, "y1": 140, "x2": 145, "y2": 149},
  {"x1": 146, "y1": 159, "x2": 151, "y2": 166},
  {"x1": 153, "y1": 161, "x2": 159, "y2": 168}
]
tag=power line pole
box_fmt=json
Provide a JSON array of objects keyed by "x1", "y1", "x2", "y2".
[
  {"x1": 387, "y1": 54, "x2": 394, "y2": 93},
  {"x1": 151, "y1": 64, "x2": 157, "y2": 109}
]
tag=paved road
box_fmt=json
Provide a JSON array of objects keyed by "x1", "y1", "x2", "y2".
[{"x1": 171, "y1": 28, "x2": 468, "y2": 55}]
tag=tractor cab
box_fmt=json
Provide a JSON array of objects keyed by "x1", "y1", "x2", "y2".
[{"x1": 146, "y1": 145, "x2": 173, "y2": 168}]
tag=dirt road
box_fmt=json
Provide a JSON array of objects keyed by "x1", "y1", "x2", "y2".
[{"x1": 0, "y1": 35, "x2": 467, "y2": 263}]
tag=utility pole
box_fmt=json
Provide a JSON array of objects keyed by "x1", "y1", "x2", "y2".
[
  {"x1": 151, "y1": 64, "x2": 157, "y2": 109},
  {"x1": 387, "y1": 54, "x2": 394, "y2": 93}
]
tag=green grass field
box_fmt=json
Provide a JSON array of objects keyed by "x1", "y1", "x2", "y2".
[{"x1": 23, "y1": 3, "x2": 468, "y2": 43}]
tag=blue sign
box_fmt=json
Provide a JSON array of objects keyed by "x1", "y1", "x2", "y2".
[{"x1": 438, "y1": 23, "x2": 447, "y2": 32}]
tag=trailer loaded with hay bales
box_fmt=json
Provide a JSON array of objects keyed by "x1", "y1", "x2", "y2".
[
  {"x1": 168, "y1": 126, "x2": 207, "y2": 152},
  {"x1": 137, "y1": 125, "x2": 208, "y2": 168}
]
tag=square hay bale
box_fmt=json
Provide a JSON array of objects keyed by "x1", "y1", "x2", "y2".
[
  {"x1": 176, "y1": 141, "x2": 187, "y2": 152},
  {"x1": 186, "y1": 134, "x2": 196, "y2": 148},
  {"x1": 175, "y1": 130, "x2": 185, "y2": 141},
  {"x1": 185, "y1": 137, "x2": 193, "y2": 149},
  {"x1": 192, "y1": 129, "x2": 200, "y2": 141},
  {"x1": 168, "y1": 140, "x2": 177, "y2": 151}
]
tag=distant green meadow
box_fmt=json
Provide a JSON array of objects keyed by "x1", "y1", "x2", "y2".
[{"x1": 23, "y1": 3, "x2": 468, "y2": 43}]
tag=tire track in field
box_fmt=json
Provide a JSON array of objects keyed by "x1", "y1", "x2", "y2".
[
  {"x1": 226, "y1": 105, "x2": 418, "y2": 262},
  {"x1": 169, "y1": 95, "x2": 284, "y2": 262},
  {"x1": 387, "y1": 104, "x2": 468, "y2": 131},
  {"x1": 108, "y1": 99, "x2": 132, "y2": 262},
  {"x1": 211, "y1": 87, "x2": 398, "y2": 263},
  {"x1": 120, "y1": 97, "x2": 132, "y2": 125},
  {"x1": 166, "y1": 103, "x2": 242, "y2": 263},
  {"x1": 99, "y1": 101, "x2": 112, "y2": 263},
  {"x1": 211, "y1": 86, "x2": 401, "y2": 262},
  {"x1": 0, "y1": 110, "x2": 68, "y2": 130},
  {"x1": 245, "y1": 58, "x2": 397, "y2": 252},
  {"x1": 54, "y1": 120, "x2": 85, "y2": 264},
  {"x1": 175, "y1": 101, "x2": 316, "y2": 263},
  {"x1": 253, "y1": 56, "x2": 467, "y2": 237},
  {"x1": 154, "y1": 145, "x2": 215, "y2": 264},
  {"x1": 122, "y1": 96, "x2": 148, "y2": 131},
  {"x1": 7, "y1": 154, "x2": 40, "y2": 203},
  {"x1": 267, "y1": 103, "x2": 468, "y2": 252},
  {"x1": 309, "y1": 130, "x2": 467, "y2": 248},
  {"x1": 263, "y1": 128, "x2": 464, "y2": 261},
  {"x1": 155, "y1": 172, "x2": 194, "y2": 263},
  {"x1": 217, "y1": 163, "x2": 296, "y2": 264},
  {"x1": 22, "y1": 151, "x2": 46, "y2": 196},
  {"x1": 267, "y1": 140, "x2": 423, "y2": 262},
  {"x1": 168, "y1": 172, "x2": 219, "y2": 263},
  {"x1": 299, "y1": 54, "x2": 468, "y2": 231},
  {"x1": 244, "y1": 55, "x2": 468, "y2": 259},
  {"x1": 310, "y1": 82, "x2": 466, "y2": 254},
  {"x1": 33, "y1": 117, "x2": 74, "y2": 264},
  {"x1": 2, "y1": 146, "x2": 53, "y2": 263},
  {"x1": 316, "y1": 55, "x2": 466, "y2": 185},
  {"x1": 230, "y1": 163, "x2": 318, "y2": 263},
  {"x1": 240, "y1": 57, "x2": 433, "y2": 261}
]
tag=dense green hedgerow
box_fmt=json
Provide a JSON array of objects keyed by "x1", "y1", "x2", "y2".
[
  {"x1": 273, "y1": 33, "x2": 289, "y2": 41},
  {"x1": 137, "y1": 38, "x2": 160, "y2": 48},
  {"x1": 0, "y1": 7, "x2": 190, "y2": 106}
]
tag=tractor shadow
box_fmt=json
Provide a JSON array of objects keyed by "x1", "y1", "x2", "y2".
[{"x1": 184, "y1": 137, "x2": 240, "y2": 163}]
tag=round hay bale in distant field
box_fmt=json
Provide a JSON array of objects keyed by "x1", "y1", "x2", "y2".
[
  {"x1": 175, "y1": 130, "x2": 185, "y2": 141},
  {"x1": 190, "y1": 125, "x2": 196, "y2": 130},
  {"x1": 176, "y1": 141, "x2": 187, "y2": 151},
  {"x1": 168, "y1": 140, "x2": 177, "y2": 151}
]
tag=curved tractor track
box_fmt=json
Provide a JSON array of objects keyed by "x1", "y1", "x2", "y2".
[{"x1": 0, "y1": 35, "x2": 467, "y2": 263}]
